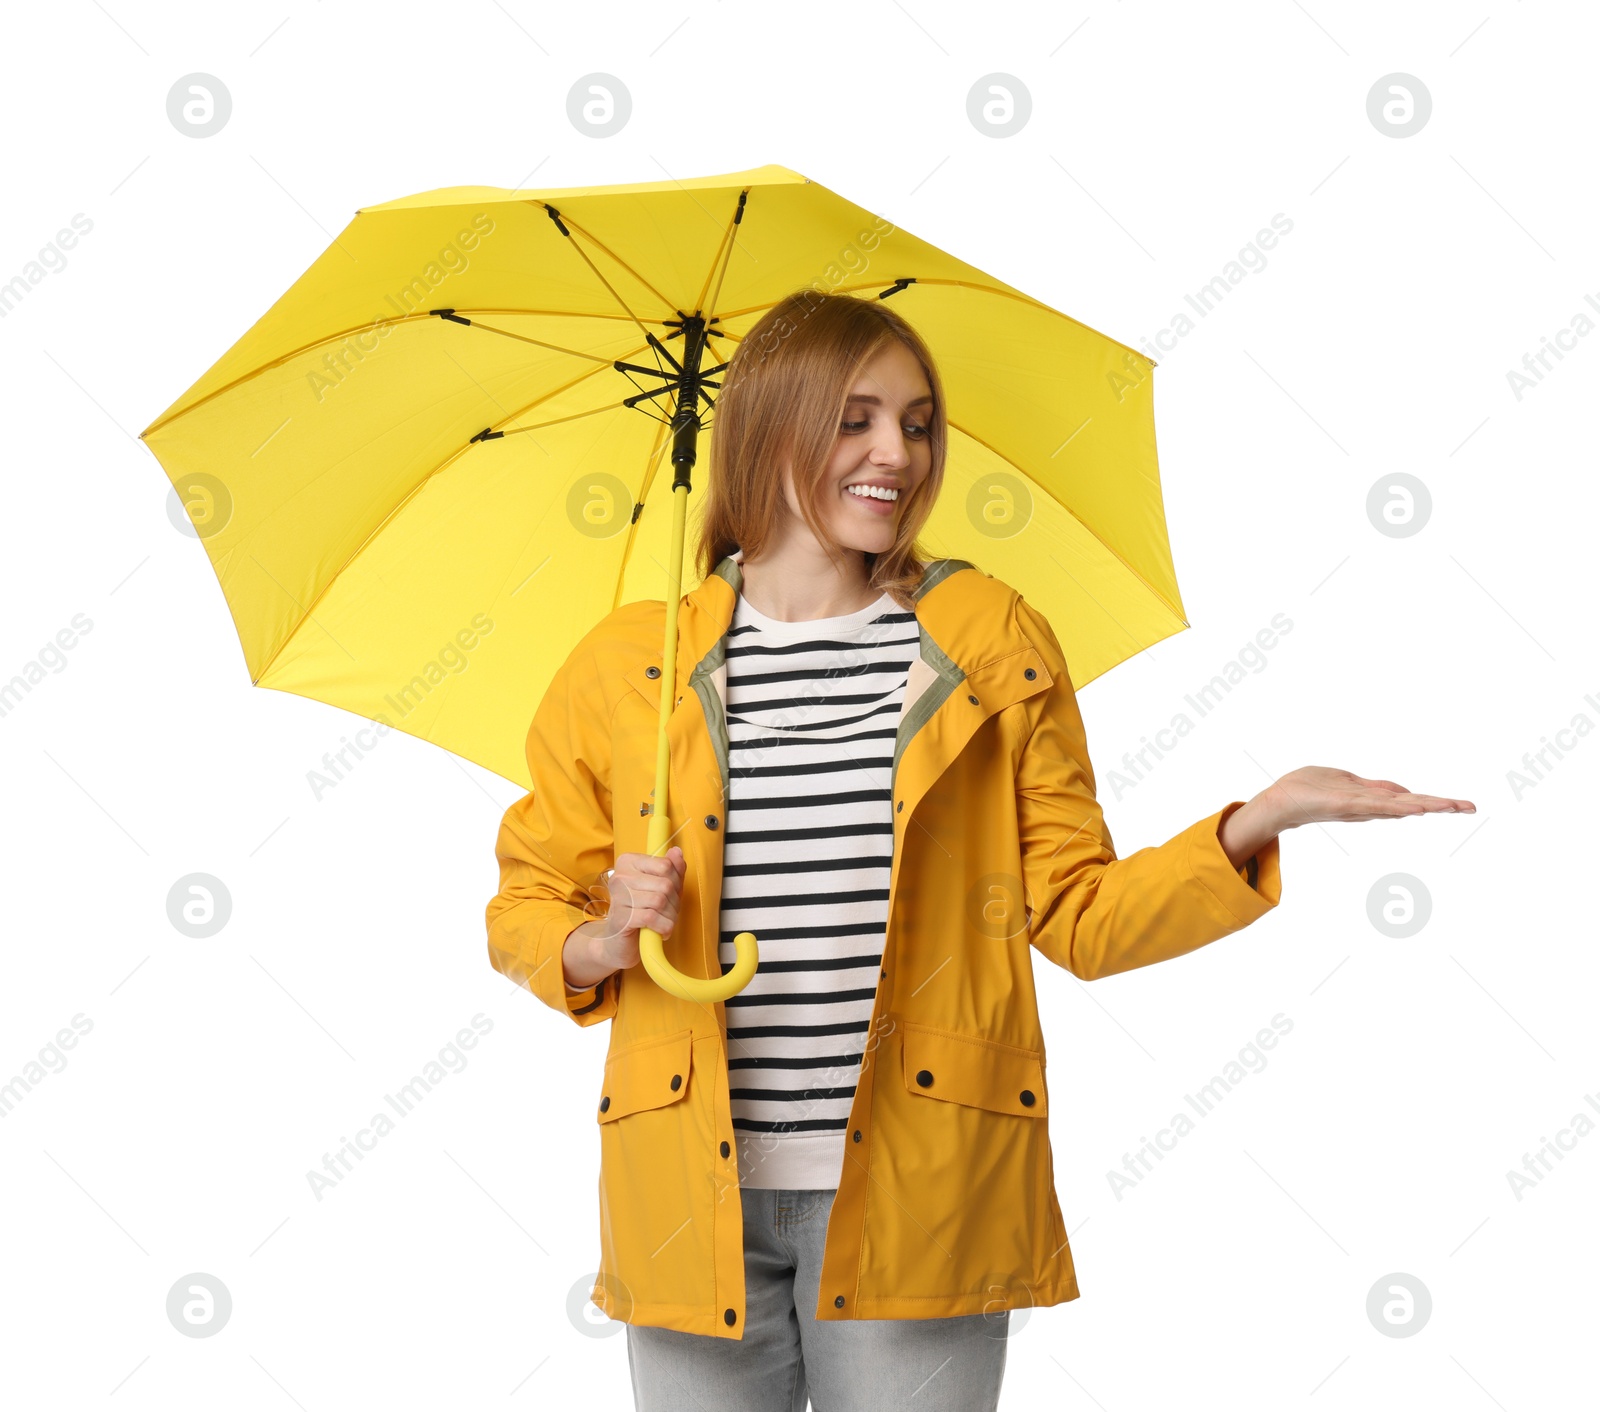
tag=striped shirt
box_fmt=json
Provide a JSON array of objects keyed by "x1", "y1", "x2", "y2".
[{"x1": 716, "y1": 587, "x2": 920, "y2": 1190}]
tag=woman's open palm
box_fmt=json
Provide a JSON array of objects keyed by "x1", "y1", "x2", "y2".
[{"x1": 1266, "y1": 766, "x2": 1475, "y2": 828}]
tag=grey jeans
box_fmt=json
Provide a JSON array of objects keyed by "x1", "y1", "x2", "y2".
[{"x1": 625, "y1": 1187, "x2": 1009, "y2": 1411}]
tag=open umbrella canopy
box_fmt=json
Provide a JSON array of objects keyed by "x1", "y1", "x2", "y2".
[{"x1": 140, "y1": 163, "x2": 1184, "y2": 790}]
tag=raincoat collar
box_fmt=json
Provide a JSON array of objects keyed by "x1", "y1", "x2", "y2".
[
  {"x1": 679, "y1": 551, "x2": 978, "y2": 693},
  {"x1": 645, "y1": 551, "x2": 1055, "y2": 811},
  {"x1": 669, "y1": 554, "x2": 972, "y2": 775}
]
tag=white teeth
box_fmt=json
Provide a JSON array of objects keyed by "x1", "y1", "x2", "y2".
[{"x1": 846, "y1": 484, "x2": 899, "y2": 502}]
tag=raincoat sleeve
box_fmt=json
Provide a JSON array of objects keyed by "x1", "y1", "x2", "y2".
[
  {"x1": 485, "y1": 634, "x2": 619, "y2": 1027},
  {"x1": 1012, "y1": 598, "x2": 1282, "y2": 981}
]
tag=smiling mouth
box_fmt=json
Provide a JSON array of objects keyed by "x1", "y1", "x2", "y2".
[{"x1": 845, "y1": 484, "x2": 900, "y2": 503}]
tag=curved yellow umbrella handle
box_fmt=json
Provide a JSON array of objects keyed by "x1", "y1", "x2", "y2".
[
  {"x1": 632, "y1": 479, "x2": 760, "y2": 1002},
  {"x1": 640, "y1": 925, "x2": 759, "y2": 1004}
]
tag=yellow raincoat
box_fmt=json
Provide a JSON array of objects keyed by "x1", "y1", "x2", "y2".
[{"x1": 485, "y1": 554, "x2": 1282, "y2": 1337}]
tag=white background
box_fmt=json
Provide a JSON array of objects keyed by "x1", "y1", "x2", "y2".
[{"x1": 3, "y1": 1, "x2": 1596, "y2": 1407}]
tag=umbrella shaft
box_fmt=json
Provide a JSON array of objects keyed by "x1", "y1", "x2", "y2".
[
  {"x1": 649, "y1": 481, "x2": 690, "y2": 852},
  {"x1": 669, "y1": 314, "x2": 709, "y2": 491}
]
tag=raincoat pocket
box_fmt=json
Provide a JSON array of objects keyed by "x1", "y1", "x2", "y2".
[
  {"x1": 594, "y1": 1029, "x2": 719, "y2": 1327},
  {"x1": 863, "y1": 1021, "x2": 1055, "y2": 1299},
  {"x1": 900, "y1": 1021, "x2": 1048, "y2": 1119},
  {"x1": 597, "y1": 1029, "x2": 694, "y2": 1121}
]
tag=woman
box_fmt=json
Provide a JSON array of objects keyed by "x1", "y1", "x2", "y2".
[{"x1": 486, "y1": 291, "x2": 1473, "y2": 1411}]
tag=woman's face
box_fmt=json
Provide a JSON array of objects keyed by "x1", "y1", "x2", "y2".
[{"x1": 783, "y1": 339, "x2": 935, "y2": 556}]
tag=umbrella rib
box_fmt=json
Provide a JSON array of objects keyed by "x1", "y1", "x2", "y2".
[
  {"x1": 435, "y1": 314, "x2": 685, "y2": 415},
  {"x1": 475, "y1": 407, "x2": 670, "y2": 720},
  {"x1": 612, "y1": 422, "x2": 676, "y2": 615},
  {"x1": 715, "y1": 279, "x2": 1155, "y2": 369},
  {"x1": 431, "y1": 318, "x2": 617, "y2": 364},
  {"x1": 444, "y1": 345, "x2": 653, "y2": 444},
  {"x1": 696, "y1": 188, "x2": 748, "y2": 325},
  {"x1": 539, "y1": 203, "x2": 663, "y2": 351},
  {"x1": 537, "y1": 204, "x2": 678, "y2": 312},
  {"x1": 139, "y1": 309, "x2": 656, "y2": 439},
  {"x1": 499, "y1": 400, "x2": 655, "y2": 435},
  {"x1": 455, "y1": 336, "x2": 664, "y2": 439},
  {"x1": 249, "y1": 348, "x2": 651, "y2": 687},
  {"x1": 945, "y1": 416, "x2": 1186, "y2": 626}
]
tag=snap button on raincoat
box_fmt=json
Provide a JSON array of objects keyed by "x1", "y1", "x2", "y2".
[{"x1": 486, "y1": 555, "x2": 1283, "y2": 1337}]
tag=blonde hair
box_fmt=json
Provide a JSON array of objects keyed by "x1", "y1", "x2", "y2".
[{"x1": 694, "y1": 289, "x2": 950, "y2": 609}]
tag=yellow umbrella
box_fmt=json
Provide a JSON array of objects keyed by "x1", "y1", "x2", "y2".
[{"x1": 139, "y1": 162, "x2": 1183, "y2": 1003}]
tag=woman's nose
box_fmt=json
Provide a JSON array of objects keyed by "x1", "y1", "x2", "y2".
[{"x1": 867, "y1": 430, "x2": 913, "y2": 468}]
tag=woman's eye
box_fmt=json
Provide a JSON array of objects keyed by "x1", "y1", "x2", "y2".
[{"x1": 839, "y1": 419, "x2": 931, "y2": 437}]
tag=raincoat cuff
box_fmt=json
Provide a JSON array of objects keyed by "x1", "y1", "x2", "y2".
[
  {"x1": 543, "y1": 906, "x2": 616, "y2": 1024},
  {"x1": 1188, "y1": 801, "x2": 1282, "y2": 925}
]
